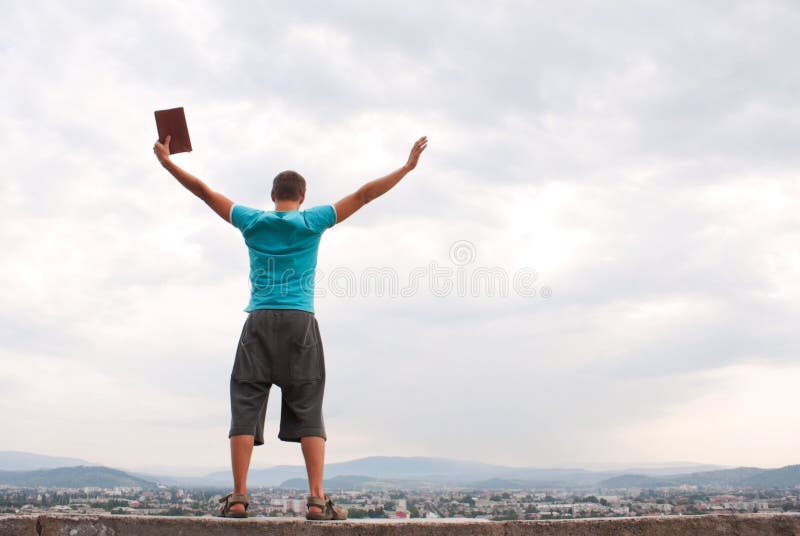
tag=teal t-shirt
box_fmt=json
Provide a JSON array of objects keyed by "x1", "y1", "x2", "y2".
[{"x1": 230, "y1": 203, "x2": 337, "y2": 313}]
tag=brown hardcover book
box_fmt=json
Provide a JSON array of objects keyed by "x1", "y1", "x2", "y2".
[{"x1": 154, "y1": 107, "x2": 192, "y2": 154}]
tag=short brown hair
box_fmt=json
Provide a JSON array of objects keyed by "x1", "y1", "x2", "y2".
[{"x1": 271, "y1": 170, "x2": 306, "y2": 201}]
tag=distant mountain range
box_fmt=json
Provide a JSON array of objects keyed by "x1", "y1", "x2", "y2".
[
  {"x1": 175, "y1": 456, "x2": 725, "y2": 489},
  {"x1": 0, "y1": 466, "x2": 154, "y2": 488},
  {"x1": 597, "y1": 465, "x2": 800, "y2": 490},
  {"x1": 199, "y1": 456, "x2": 607, "y2": 488},
  {"x1": 1, "y1": 451, "x2": 798, "y2": 491},
  {"x1": 0, "y1": 451, "x2": 97, "y2": 471}
]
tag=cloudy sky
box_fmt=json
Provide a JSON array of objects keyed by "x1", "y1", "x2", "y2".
[{"x1": 2, "y1": 1, "x2": 799, "y2": 476}]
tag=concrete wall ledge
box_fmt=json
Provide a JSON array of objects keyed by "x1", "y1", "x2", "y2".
[{"x1": 2, "y1": 512, "x2": 800, "y2": 535}]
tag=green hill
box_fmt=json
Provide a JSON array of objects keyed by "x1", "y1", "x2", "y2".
[
  {"x1": 0, "y1": 465, "x2": 156, "y2": 488},
  {"x1": 598, "y1": 465, "x2": 800, "y2": 490},
  {"x1": 598, "y1": 474, "x2": 675, "y2": 488},
  {"x1": 743, "y1": 465, "x2": 800, "y2": 488}
]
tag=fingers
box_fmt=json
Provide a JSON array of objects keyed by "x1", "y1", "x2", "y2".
[
  {"x1": 154, "y1": 135, "x2": 172, "y2": 147},
  {"x1": 153, "y1": 135, "x2": 172, "y2": 159},
  {"x1": 153, "y1": 135, "x2": 172, "y2": 156}
]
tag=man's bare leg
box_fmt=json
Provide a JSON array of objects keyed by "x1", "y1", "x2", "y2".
[
  {"x1": 301, "y1": 436, "x2": 325, "y2": 514},
  {"x1": 228, "y1": 434, "x2": 254, "y2": 513}
]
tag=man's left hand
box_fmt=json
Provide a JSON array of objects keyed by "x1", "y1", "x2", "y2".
[{"x1": 153, "y1": 135, "x2": 172, "y2": 165}]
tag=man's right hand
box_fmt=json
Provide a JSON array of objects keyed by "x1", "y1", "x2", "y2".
[
  {"x1": 403, "y1": 136, "x2": 428, "y2": 171},
  {"x1": 334, "y1": 136, "x2": 429, "y2": 224}
]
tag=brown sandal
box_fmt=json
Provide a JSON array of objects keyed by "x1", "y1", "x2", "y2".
[
  {"x1": 217, "y1": 492, "x2": 250, "y2": 518},
  {"x1": 306, "y1": 493, "x2": 348, "y2": 520}
]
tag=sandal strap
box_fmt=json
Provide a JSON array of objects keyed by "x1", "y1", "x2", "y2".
[
  {"x1": 307, "y1": 495, "x2": 326, "y2": 508},
  {"x1": 324, "y1": 494, "x2": 347, "y2": 518},
  {"x1": 219, "y1": 492, "x2": 249, "y2": 507},
  {"x1": 230, "y1": 493, "x2": 249, "y2": 507}
]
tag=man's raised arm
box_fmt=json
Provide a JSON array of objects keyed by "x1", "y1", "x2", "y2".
[
  {"x1": 153, "y1": 135, "x2": 234, "y2": 223},
  {"x1": 333, "y1": 136, "x2": 428, "y2": 224}
]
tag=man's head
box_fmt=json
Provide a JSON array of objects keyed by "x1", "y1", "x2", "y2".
[{"x1": 271, "y1": 170, "x2": 306, "y2": 204}]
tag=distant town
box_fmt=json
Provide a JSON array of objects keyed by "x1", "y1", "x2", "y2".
[
  {"x1": 2, "y1": 484, "x2": 799, "y2": 520},
  {"x1": 2, "y1": 453, "x2": 799, "y2": 520}
]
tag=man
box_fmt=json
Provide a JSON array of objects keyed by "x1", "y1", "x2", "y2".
[{"x1": 152, "y1": 134, "x2": 428, "y2": 519}]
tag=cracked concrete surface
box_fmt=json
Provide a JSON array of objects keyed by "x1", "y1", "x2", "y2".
[{"x1": 1, "y1": 513, "x2": 800, "y2": 536}]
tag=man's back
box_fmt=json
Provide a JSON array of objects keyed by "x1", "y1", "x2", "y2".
[
  {"x1": 230, "y1": 204, "x2": 337, "y2": 313},
  {"x1": 153, "y1": 133, "x2": 426, "y2": 519}
]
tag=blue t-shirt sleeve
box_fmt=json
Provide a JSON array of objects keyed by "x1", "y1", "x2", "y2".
[
  {"x1": 230, "y1": 204, "x2": 262, "y2": 231},
  {"x1": 304, "y1": 205, "x2": 337, "y2": 233}
]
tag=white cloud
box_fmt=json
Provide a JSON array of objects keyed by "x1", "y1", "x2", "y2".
[
  {"x1": 618, "y1": 362, "x2": 800, "y2": 467},
  {"x1": 2, "y1": 1, "x2": 799, "y2": 472}
]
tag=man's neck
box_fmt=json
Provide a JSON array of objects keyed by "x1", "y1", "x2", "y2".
[{"x1": 274, "y1": 200, "x2": 301, "y2": 211}]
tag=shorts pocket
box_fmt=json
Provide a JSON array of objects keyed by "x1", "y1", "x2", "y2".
[
  {"x1": 231, "y1": 314, "x2": 267, "y2": 381},
  {"x1": 231, "y1": 337, "x2": 264, "y2": 381},
  {"x1": 288, "y1": 318, "x2": 323, "y2": 382}
]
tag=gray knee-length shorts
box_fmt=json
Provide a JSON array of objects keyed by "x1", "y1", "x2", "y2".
[{"x1": 228, "y1": 309, "x2": 326, "y2": 445}]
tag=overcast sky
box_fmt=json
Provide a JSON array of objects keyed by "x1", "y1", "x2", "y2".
[{"x1": 1, "y1": 1, "x2": 799, "y2": 476}]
